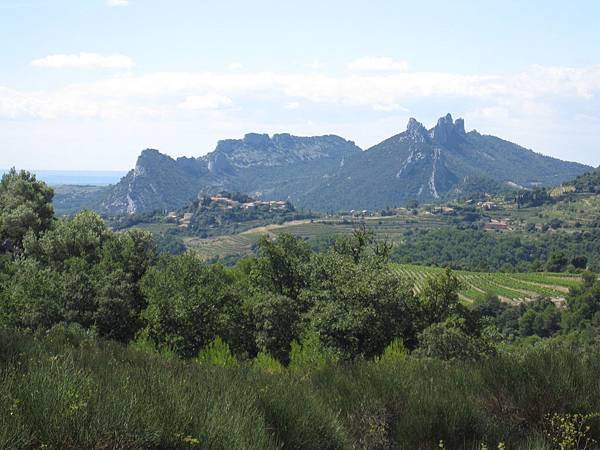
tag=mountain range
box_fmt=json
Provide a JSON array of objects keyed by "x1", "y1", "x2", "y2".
[{"x1": 98, "y1": 114, "x2": 592, "y2": 214}]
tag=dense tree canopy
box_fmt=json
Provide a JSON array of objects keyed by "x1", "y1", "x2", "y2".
[
  {"x1": 0, "y1": 168, "x2": 54, "y2": 249},
  {"x1": 2, "y1": 174, "x2": 600, "y2": 366}
]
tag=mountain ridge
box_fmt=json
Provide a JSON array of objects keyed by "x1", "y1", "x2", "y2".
[{"x1": 99, "y1": 114, "x2": 592, "y2": 214}]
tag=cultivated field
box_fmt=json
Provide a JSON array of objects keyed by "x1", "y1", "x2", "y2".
[
  {"x1": 393, "y1": 264, "x2": 583, "y2": 304},
  {"x1": 186, "y1": 215, "x2": 449, "y2": 260}
]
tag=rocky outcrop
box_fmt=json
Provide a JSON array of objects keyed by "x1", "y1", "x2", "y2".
[{"x1": 101, "y1": 134, "x2": 361, "y2": 214}]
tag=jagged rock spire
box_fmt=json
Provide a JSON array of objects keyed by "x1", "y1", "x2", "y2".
[
  {"x1": 431, "y1": 113, "x2": 466, "y2": 145},
  {"x1": 406, "y1": 118, "x2": 428, "y2": 141}
]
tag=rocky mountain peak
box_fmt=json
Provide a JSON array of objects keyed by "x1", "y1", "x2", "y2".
[
  {"x1": 406, "y1": 118, "x2": 429, "y2": 141},
  {"x1": 431, "y1": 113, "x2": 466, "y2": 146},
  {"x1": 136, "y1": 148, "x2": 175, "y2": 168}
]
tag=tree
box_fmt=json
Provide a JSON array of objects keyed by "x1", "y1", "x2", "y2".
[
  {"x1": 419, "y1": 268, "x2": 463, "y2": 327},
  {"x1": 251, "y1": 234, "x2": 311, "y2": 300},
  {"x1": 572, "y1": 256, "x2": 588, "y2": 270},
  {"x1": 0, "y1": 168, "x2": 54, "y2": 250},
  {"x1": 306, "y1": 249, "x2": 418, "y2": 358},
  {"x1": 562, "y1": 279, "x2": 600, "y2": 332},
  {"x1": 252, "y1": 293, "x2": 300, "y2": 363},
  {"x1": 7, "y1": 211, "x2": 156, "y2": 342},
  {"x1": 517, "y1": 299, "x2": 561, "y2": 338},
  {"x1": 546, "y1": 252, "x2": 569, "y2": 273},
  {"x1": 415, "y1": 316, "x2": 495, "y2": 361},
  {"x1": 141, "y1": 253, "x2": 240, "y2": 358},
  {"x1": 333, "y1": 224, "x2": 392, "y2": 264},
  {"x1": 23, "y1": 210, "x2": 110, "y2": 267},
  {"x1": 94, "y1": 229, "x2": 157, "y2": 341}
]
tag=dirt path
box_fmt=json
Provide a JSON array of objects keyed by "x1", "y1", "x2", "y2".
[{"x1": 239, "y1": 219, "x2": 313, "y2": 235}]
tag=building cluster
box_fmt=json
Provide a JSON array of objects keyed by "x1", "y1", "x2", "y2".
[
  {"x1": 165, "y1": 194, "x2": 290, "y2": 230},
  {"x1": 477, "y1": 201, "x2": 497, "y2": 210},
  {"x1": 166, "y1": 211, "x2": 193, "y2": 229},
  {"x1": 208, "y1": 195, "x2": 288, "y2": 211}
]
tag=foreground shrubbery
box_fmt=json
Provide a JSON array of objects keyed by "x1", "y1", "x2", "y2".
[{"x1": 2, "y1": 328, "x2": 600, "y2": 449}]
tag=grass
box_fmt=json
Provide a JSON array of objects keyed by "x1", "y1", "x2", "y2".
[
  {"x1": 393, "y1": 264, "x2": 584, "y2": 303},
  {"x1": 3, "y1": 328, "x2": 600, "y2": 449}
]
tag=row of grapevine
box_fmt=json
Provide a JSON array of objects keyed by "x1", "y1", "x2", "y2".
[{"x1": 392, "y1": 264, "x2": 583, "y2": 303}]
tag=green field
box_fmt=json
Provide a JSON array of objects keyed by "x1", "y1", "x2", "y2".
[
  {"x1": 184, "y1": 234, "x2": 260, "y2": 260},
  {"x1": 186, "y1": 215, "x2": 450, "y2": 260},
  {"x1": 393, "y1": 264, "x2": 582, "y2": 303}
]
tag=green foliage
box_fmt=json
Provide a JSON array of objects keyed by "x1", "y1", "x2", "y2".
[
  {"x1": 546, "y1": 252, "x2": 570, "y2": 273},
  {"x1": 562, "y1": 279, "x2": 600, "y2": 333},
  {"x1": 253, "y1": 352, "x2": 284, "y2": 373},
  {"x1": 567, "y1": 168, "x2": 600, "y2": 194},
  {"x1": 251, "y1": 234, "x2": 311, "y2": 299},
  {"x1": 252, "y1": 293, "x2": 300, "y2": 363},
  {"x1": 474, "y1": 295, "x2": 563, "y2": 340},
  {"x1": 518, "y1": 299, "x2": 561, "y2": 338},
  {"x1": 196, "y1": 337, "x2": 238, "y2": 367},
  {"x1": 393, "y1": 227, "x2": 600, "y2": 272},
  {"x1": 375, "y1": 338, "x2": 408, "y2": 364},
  {"x1": 4, "y1": 330, "x2": 600, "y2": 449},
  {"x1": 420, "y1": 268, "x2": 463, "y2": 326},
  {"x1": 2, "y1": 211, "x2": 155, "y2": 342},
  {"x1": 516, "y1": 188, "x2": 554, "y2": 208},
  {"x1": 0, "y1": 168, "x2": 54, "y2": 249},
  {"x1": 0, "y1": 329, "x2": 277, "y2": 450},
  {"x1": 393, "y1": 228, "x2": 538, "y2": 271},
  {"x1": 288, "y1": 331, "x2": 338, "y2": 370},
  {"x1": 416, "y1": 316, "x2": 496, "y2": 361},
  {"x1": 306, "y1": 247, "x2": 419, "y2": 357},
  {"x1": 141, "y1": 253, "x2": 241, "y2": 358}
]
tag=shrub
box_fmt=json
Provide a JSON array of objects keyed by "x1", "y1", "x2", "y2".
[
  {"x1": 195, "y1": 337, "x2": 238, "y2": 368},
  {"x1": 288, "y1": 331, "x2": 338, "y2": 370},
  {"x1": 375, "y1": 338, "x2": 407, "y2": 364},
  {"x1": 253, "y1": 352, "x2": 284, "y2": 374}
]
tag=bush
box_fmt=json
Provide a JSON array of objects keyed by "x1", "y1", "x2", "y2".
[
  {"x1": 416, "y1": 316, "x2": 495, "y2": 361},
  {"x1": 375, "y1": 338, "x2": 407, "y2": 364},
  {"x1": 253, "y1": 352, "x2": 284, "y2": 374},
  {"x1": 288, "y1": 331, "x2": 338, "y2": 370},
  {"x1": 195, "y1": 337, "x2": 237, "y2": 368}
]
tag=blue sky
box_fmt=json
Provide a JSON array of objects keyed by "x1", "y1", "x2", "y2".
[{"x1": 1, "y1": 0, "x2": 600, "y2": 170}]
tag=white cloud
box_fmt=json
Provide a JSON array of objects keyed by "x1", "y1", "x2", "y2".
[
  {"x1": 2, "y1": 64, "x2": 600, "y2": 124},
  {"x1": 348, "y1": 56, "x2": 409, "y2": 72},
  {"x1": 31, "y1": 52, "x2": 135, "y2": 70},
  {"x1": 179, "y1": 93, "x2": 233, "y2": 110},
  {"x1": 285, "y1": 101, "x2": 300, "y2": 110},
  {"x1": 108, "y1": 0, "x2": 129, "y2": 6}
]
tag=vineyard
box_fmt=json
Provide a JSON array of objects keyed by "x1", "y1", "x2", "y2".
[
  {"x1": 184, "y1": 234, "x2": 259, "y2": 260},
  {"x1": 186, "y1": 215, "x2": 449, "y2": 260},
  {"x1": 393, "y1": 264, "x2": 583, "y2": 304}
]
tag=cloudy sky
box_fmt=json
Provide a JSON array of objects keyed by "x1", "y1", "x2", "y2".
[{"x1": 1, "y1": 0, "x2": 600, "y2": 170}]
